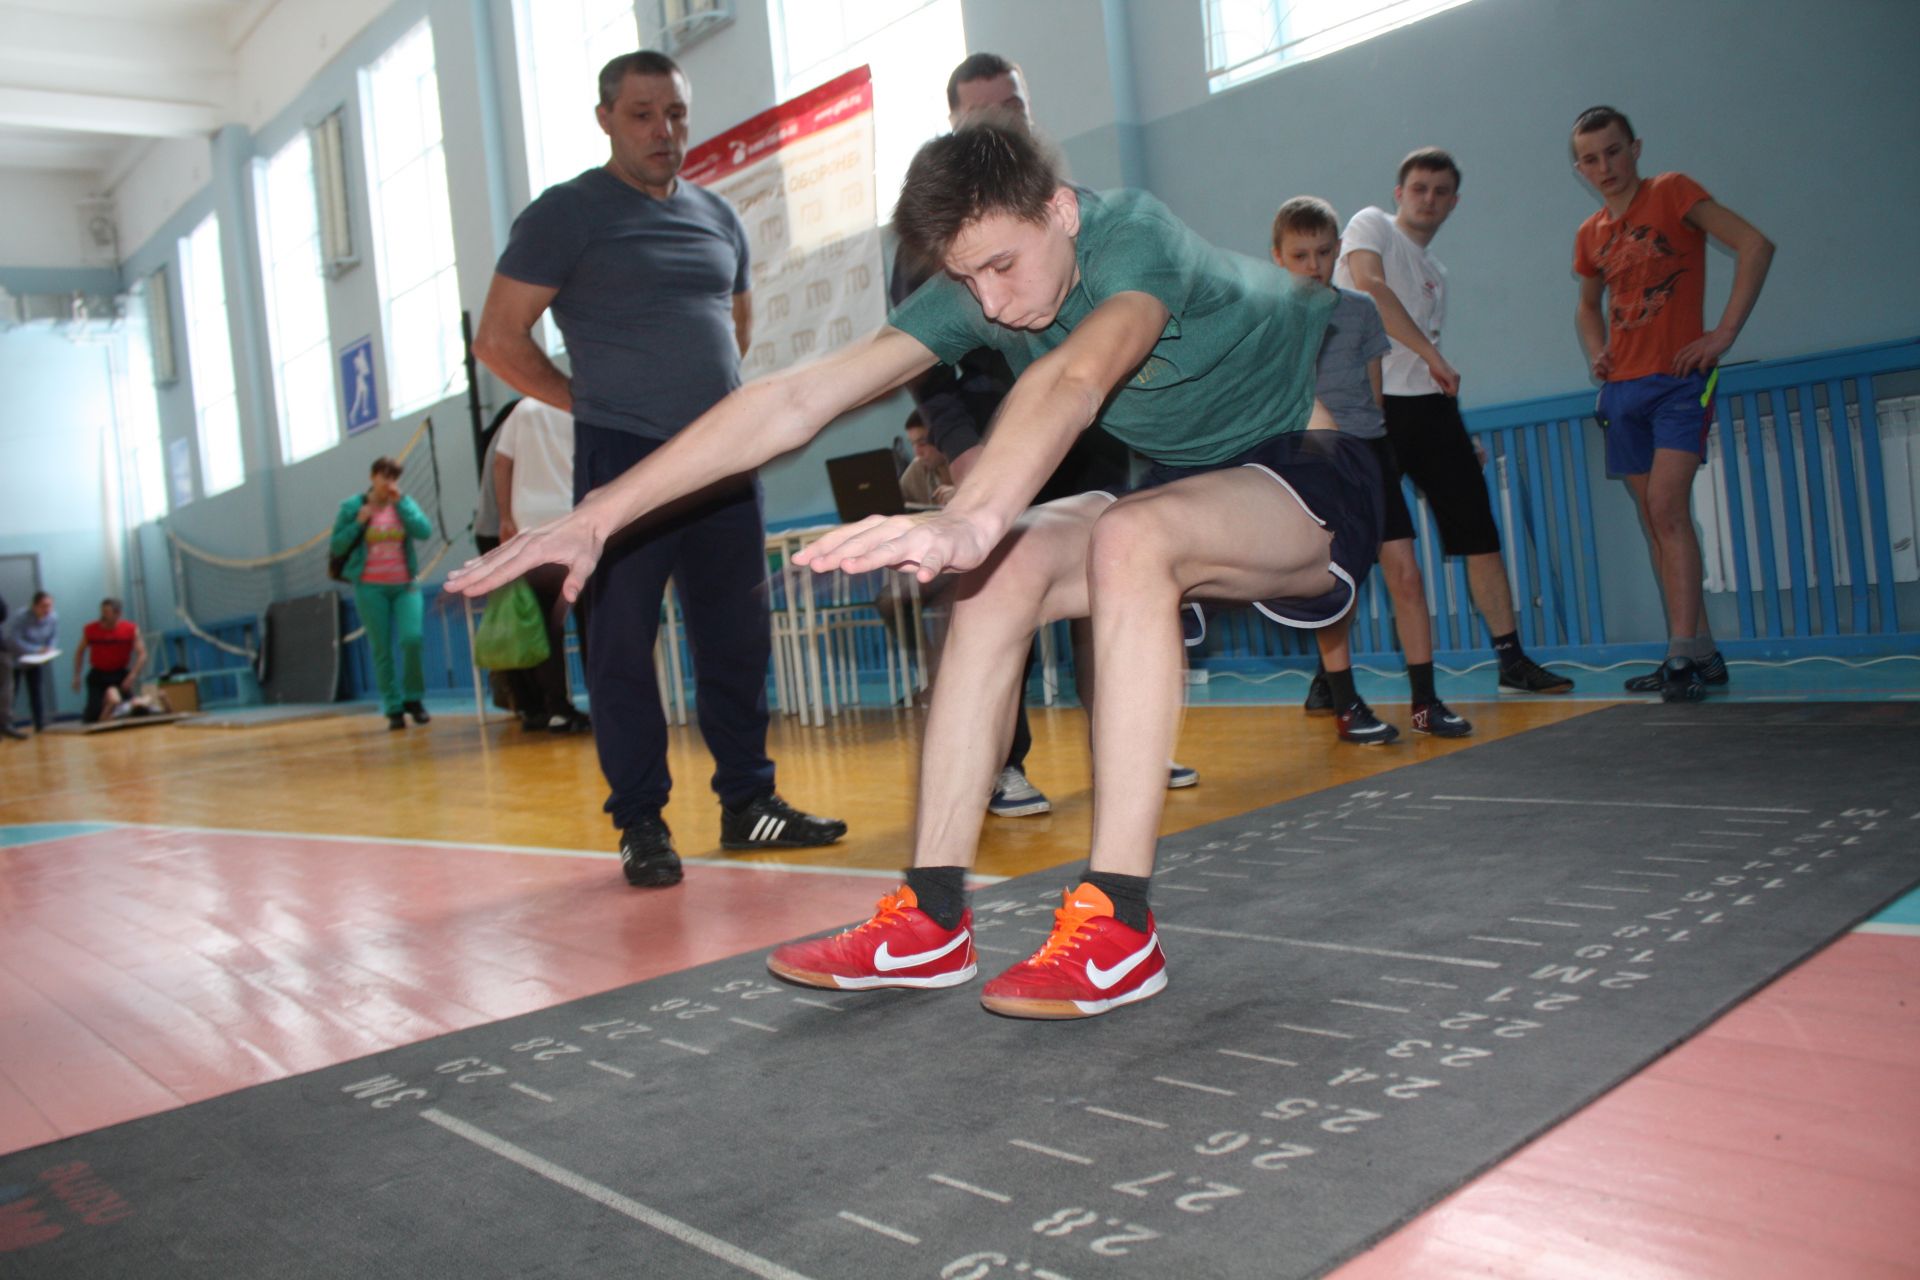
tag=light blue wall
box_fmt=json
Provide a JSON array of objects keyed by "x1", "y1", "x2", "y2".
[{"x1": 0, "y1": 327, "x2": 118, "y2": 720}]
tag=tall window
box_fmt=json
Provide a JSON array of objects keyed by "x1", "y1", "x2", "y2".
[
  {"x1": 770, "y1": 0, "x2": 964, "y2": 217},
  {"x1": 116, "y1": 279, "x2": 168, "y2": 523},
  {"x1": 514, "y1": 0, "x2": 639, "y2": 198},
  {"x1": 255, "y1": 131, "x2": 341, "y2": 464},
  {"x1": 362, "y1": 20, "x2": 466, "y2": 417},
  {"x1": 178, "y1": 213, "x2": 243, "y2": 497},
  {"x1": 1205, "y1": 0, "x2": 1477, "y2": 93}
]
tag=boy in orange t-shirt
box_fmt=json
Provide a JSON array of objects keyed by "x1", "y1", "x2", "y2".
[{"x1": 1572, "y1": 105, "x2": 1774, "y2": 702}]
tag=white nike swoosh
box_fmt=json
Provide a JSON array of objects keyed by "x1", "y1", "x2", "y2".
[
  {"x1": 1085, "y1": 933, "x2": 1159, "y2": 991},
  {"x1": 873, "y1": 932, "x2": 970, "y2": 972}
]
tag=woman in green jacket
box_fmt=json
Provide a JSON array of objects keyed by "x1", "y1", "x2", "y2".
[{"x1": 330, "y1": 456, "x2": 434, "y2": 729}]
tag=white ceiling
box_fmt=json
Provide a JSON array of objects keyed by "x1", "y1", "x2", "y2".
[{"x1": 0, "y1": 0, "x2": 275, "y2": 184}]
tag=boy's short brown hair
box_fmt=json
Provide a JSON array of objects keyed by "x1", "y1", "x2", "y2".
[{"x1": 1271, "y1": 196, "x2": 1340, "y2": 251}]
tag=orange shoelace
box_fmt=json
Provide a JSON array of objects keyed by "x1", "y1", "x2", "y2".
[
  {"x1": 852, "y1": 887, "x2": 917, "y2": 934},
  {"x1": 1030, "y1": 896, "x2": 1104, "y2": 966}
]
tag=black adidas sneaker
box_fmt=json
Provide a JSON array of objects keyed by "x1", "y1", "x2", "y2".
[{"x1": 721, "y1": 793, "x2": 848, "y2": 850}]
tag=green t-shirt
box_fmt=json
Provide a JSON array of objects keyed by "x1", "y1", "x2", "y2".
[{"x1": 886, "y1": 189, "x2": 1334, "y2": 467}]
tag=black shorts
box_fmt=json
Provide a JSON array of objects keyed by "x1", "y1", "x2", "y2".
[
  {"x1": 1381, "y1": 394, "x2": 1501, "y2": 556},
  {"x1": 1118, "y1": 429, "x2": 1382, "y2": 635},
  {"x1": 1360, "y1": 434, "x2": 1416, "y2": 543}
]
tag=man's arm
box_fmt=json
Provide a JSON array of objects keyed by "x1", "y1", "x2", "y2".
[
  {"x1": 1367, "y1": 355, "x2": 1385, "y2": 410},
  {"x1": 802, "y1": 292, "x2": 1171, "y2": 581},
  {"x1": 494, "y1": 452, "x2": 518, "y2": 541},
  {"x1": 732, "y1": 292, "x2": 753, "y2": 357},
  {"x1": 1342, "y1": 249, "x2": 1460, "y2": 396},
  {"x1": 1674, "y1": 199, "x2": 1775, "y2": 377},
  {"x1": 1576, "y1": 273, "x2": 1611, "y2": 381},
  {"x1": 126, "y1": 632, "x2": 147, "y2": 690},
  {"x1": 472, "y1": 274, "x2": 572, "y2": 410},
  {"x1": 446, "y1": 325, "x2": 938, "y2": 600},
  {"x1": 71, "y1": 633, "x2": 88, "y2": 686}
]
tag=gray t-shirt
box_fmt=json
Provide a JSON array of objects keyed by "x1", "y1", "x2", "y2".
[
  {"x1": 497, "y1": 169, "x2": 750, "y2": 438},
  {"x1": 1315, "y1": 288, "x2": 1392, "y2": 440}
]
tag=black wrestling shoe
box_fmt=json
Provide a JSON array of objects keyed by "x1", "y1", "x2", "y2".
[
  {"x1": 1626, "y1": 649, "x2": 1729, "y2": 693},
  {"x1": 1657, "y1": 657, "x2": 1707, "y2": 704},
  {"x1": 1497, "y1": 657, "x2": 1574, "y2": 694},
  {"x1": 620, "y1": 814, "x2": 684, "y2": 887},
  {"x1": 1336, "y1": 700, "x2": 1400, "y2": 745},
  {"x1": 1411, "y1": 699, "x2": 1473, "y2": 738},
  {"x1": 403, "y1": 700, "x2": 432, "y2": 725},
  {"x1": 387, "y1": 713, "x2": 407, "y2": 731},
  {"x1": 548, "y1": 709, "x2": 593, "y2": 734},
  {"x1": 721, "y1": 793, "x2": 848, "y2": 850},
  {"x1": 1303, "y1": 670, "x2": 1335, "y2": 717}
]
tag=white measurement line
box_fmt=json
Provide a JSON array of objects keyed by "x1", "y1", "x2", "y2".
[
  {"x1": 1724, "y1": 818, "x2": 1789, "y2": 825},
  {"x1": 1507, "y1": 918, "x2": 1581, "y2": 928},
  {"x1": 1231, "y1": 858, "x2": 1290, "y2": 867},
  {"x1": 1381, "y1": 976, "x2": 1458, "y2": 990},
  {"x1": 1579, "y1": 884, "x2": 1651, "y2": 894},
  {"x1": 1343, "y1": 825, "x2": 1394, "y2": 832},
  {"x1": 1699, "y1": 831, "x2": 1763, "y2": 837},
  {"x1": 791, "y1": 997, "x2": 843, "y2": 1012},
  {"x1": 1432, "y1": 794, "x2": 1809, "y2": 814},
  {"x1": 1196, "y1": 871, "x2": 1252, "y2": 880},
  {"x1": 659, "y1": 1038, "x2": 709, "y2": 1056},
  {"x1": 836, "y1": 1212, "x2": 919, "y2": 1245},
  {"x1": 421, "y1": 1109, "x2": 816, "y2": 1280},
  {"x1": 1217, "y1": 1049, "x2": 1298, "y2": 1066},
  {"x1": 1643, "y1": 856, "x2": 1709, "y2": 864},
  {"x1": 509, "y1": 1083, "x2": 554, "y2": 1102},
  {"x1": 1085, "y1": 1105, "x2": 1168, "y2": 1129},
  {"x1": 1310, "y1": 836, "x2": 1359, "y2": 843},
  {"x1": 728, "y1": 1018, "x2": 778, "y2": 1033},
  {"x1": 1009, "y1": 1139, "x2": 1093, "y2": 1166},
  {"x1": 1613, "y1": 869, "x2": 1682, "y2": 878},
  {"x1": 1404, "y1": 804, "x2": 1454, "y2": 810},
  {"x1": 1543, "y1": 901, "x2": 1616, "y2": 912},
  {"x1": 1155, "y1": 883, "x2": 1211, "y2": 893},
  {"x1": 927, "y1": 1174, "x2": 1011, "y2": 1203},
  {"x1": 1377, "y1": 815, "x2": 1422, "y2": 821},
  {"x1": 1330, "y1": 999, "x2": 1410, "y2": 1014},
  {"x1": 1470, "y1": 935, "x2": 1544, "y2": 947},
  {"x1": 588, "y1": 1060, "x2": 635, "y2": 1079},
  {"x1": 1156, "y1": 923, "x2": 1501, "y2": 970},
  {"x1": 1674, "y1": 843, "x2": 1732, "y2": 850},
  {"x1": 1154, "y1": 1075, "x2": 1239, "y2": 1095},
  {"x1": 1276, "y1": 1024, "x2": 1354, "y2": 1040}
]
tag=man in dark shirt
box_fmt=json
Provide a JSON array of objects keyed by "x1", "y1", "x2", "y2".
[
  {"x1": 892, "y1": 53, "x2": 1191, "y2": 819},
  {"x1": 474, "y1": 50, "x2": 844, "y2": 887}
]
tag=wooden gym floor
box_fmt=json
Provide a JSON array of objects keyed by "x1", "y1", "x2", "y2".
[{"x1": 1, "y1": 694, "x2": 1914, "y2": 1276}]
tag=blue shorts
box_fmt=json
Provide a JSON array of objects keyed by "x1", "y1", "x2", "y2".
[
  {"x1": 1100, "y1": 430, "x2": 1382, "y2": 640},
  {"x1": 1596, "y1": 373, "x2": 1715, "y2": 477}
]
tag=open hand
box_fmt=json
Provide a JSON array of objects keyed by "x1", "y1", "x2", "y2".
[
  {"x1": 446, "y1": 509, "x2": 605, "y2": 603},
  {"x1": 794, "y1": 510, "x2": 998, "y2": 583}
]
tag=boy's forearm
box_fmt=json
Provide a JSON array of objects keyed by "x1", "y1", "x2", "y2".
[
  {"x1": 1711, "y1": 238, "x2": 1775, "y2": 342},
  {"x1": 1575, "y1": 302, "x2": 1608, "y2": 361}
]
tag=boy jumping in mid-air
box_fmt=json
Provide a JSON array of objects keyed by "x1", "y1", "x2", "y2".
[
  {"x1": 1571, "y1": 105, "x2": 1773, "y2": 701},
  {"x1": 1273, "y1": 196, "x2": 1470, "y2": 744},
  {"x1": 450, "y1": 122, "x2": 1378, "y2": 1019}
]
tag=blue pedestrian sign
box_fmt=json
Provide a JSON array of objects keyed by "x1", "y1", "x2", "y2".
[{"x1": 340, "y1": 336, "x2": 380, "y2": 435}]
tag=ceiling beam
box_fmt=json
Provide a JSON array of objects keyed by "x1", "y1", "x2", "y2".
[{"x1": 0, "y1": 85, "x2": 224, "y2": 139}]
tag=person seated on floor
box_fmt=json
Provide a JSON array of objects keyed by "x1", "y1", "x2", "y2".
[
  {"x1": 100, "y1": 683, "x2": 174, "y2": 721},
  {"x1": 73, "y1": 597, "x2": 147, "y2": 725},
  {"x1": 447, "y1": 121, "x2": 1373, "y2": 1020}
]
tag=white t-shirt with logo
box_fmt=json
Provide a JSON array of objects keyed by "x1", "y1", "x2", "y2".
[
  {"x1": 1333, "y1": 205, "x2": 1448, "y2": 397},
  {"x1": 495, "y1": 398, "x2": 576, "y2": 531}
]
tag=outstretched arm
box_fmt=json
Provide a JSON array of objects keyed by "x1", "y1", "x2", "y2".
[
  {"x1": 797, "y1": 290, "x2": 1170, "y2": 581},
  {"x1": 1576, "y1": 273, "x2": 1611, "y2": 381},
  {"x1": 445, "y1": 326, "x2": 937, "y2": 600},
  {"x1": 1674, "y1": 200, "x2": 1775, "y2": 377}
]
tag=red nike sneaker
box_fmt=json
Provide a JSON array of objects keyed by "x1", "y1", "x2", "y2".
[
  {"x1": 980, "y1": 883, "x2": 1167, "y2": 1019},
  {"x1": 765, "y1": 886, "x2": 977, "y2": 991}
]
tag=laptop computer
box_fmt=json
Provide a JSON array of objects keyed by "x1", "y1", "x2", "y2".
[{"x1": 825, "y1": 448, "x2": 909, "y2": 522}]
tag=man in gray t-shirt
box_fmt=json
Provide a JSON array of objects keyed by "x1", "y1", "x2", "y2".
[
  {"x1": 1273, "y1": 196, "x2": 1472, "y2": 742},
  {"x1": 474, "y1": 51, "x2": 845, "y2": 886}
]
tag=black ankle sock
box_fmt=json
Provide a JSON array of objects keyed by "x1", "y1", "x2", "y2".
[
  {"x1": 1085, "y1": 871, "x2": 1152, "y2": 932},
  {"x1": 1326, "y1": 667, "x2": 1358, "y2": 708},
  {"x1": 1491, "y1": 631, "x2": 1525, "y2": 670},
  {"x1": 905, "y1": 865, "x2": 969, "y2": 929},
  {"x1": 1408, "y1": 661, "x2": 1436, "y2": 705}
]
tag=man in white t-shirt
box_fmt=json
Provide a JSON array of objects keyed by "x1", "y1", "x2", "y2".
[
  {"x1": 1333, "y1": 148, "x2": 1573, "y2": 695},
  {"x1": 494, "y1": 397, "x2": 590, "y2": 732}
]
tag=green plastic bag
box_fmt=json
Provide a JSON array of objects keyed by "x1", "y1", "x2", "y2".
[{"x1": 473, "y1": 580, "x2": 551, "y2": 670}]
